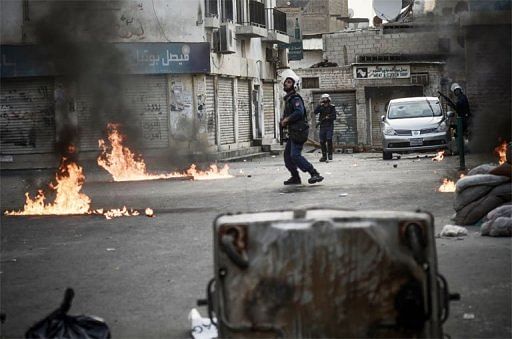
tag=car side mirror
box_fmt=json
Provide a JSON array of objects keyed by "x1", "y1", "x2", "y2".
[
  {"x1": 381, "y1": 115, "x2": 386, "y2": 122},
  {"x1": 447, "y1": 111, "x2": 455, "y2": 118}
]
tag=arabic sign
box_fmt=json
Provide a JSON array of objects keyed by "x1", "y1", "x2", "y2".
[
  {"x1": 354, "y1": 65, "x2": 410, "y2": 79},
  {"x1": 287, "y1": 41, "x2": 303, "y2": 61},
  {"x1": 1, "y1": 43, "x2": 210, "y2": 78}
]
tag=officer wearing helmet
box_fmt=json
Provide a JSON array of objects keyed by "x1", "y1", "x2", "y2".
[
  {"x1": 279, "y1": 70, "x2": 324, "y2": 185},
  {"x1": 440, "y1": 83, "x2": 472, "y2": 139},
  {"x1": 314, "y1": 93, "x2": 337, "y2": 162}
]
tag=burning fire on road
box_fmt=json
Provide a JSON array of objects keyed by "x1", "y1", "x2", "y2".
[
  {"x1": 438, "y1": 174, "x2": 465, "y2": 193},
  {"x1": 494, "y1": 140, "x2": 508, "y2": 165},
  {"x1": 4, "y1": 156, "x2": 142, "y2": 219},
  {"x1": 432, "y1": 150, "x2": 445, "y2": 162},
  {"x1": 97, "y1": 123, "x2": 232, "y2": 181}
]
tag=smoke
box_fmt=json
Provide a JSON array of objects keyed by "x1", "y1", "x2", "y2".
[{"x1": 32, "y1": 1, "x2": 138, "y2": 159}]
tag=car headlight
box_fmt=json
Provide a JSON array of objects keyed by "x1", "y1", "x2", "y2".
[
  {"x1": 436, "y1": 121, "x2": 448, "y2": 132},
  {"x1": 383, "y1": 125, "x2": 396, "y2": 136}
]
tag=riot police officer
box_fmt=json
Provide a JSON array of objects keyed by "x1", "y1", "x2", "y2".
[
  {"x1": 314, "y1": 93, "x2": 337, "y2": 161},
  {"x1": 280, "y1": 69, "x2": 324, "y2": 185}
]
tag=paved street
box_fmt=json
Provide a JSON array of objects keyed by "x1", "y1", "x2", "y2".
[{"x1": 1, "y1": 150, "x2": 510, "y2": 338}]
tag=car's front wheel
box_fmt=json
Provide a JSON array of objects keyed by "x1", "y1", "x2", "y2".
[{"x1": 383, "y1": 151, "x2": 392, "y2": 160}]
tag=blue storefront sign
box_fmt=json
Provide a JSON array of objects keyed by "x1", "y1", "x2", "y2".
[{"x1": 1, "y1": 42, "x2": 210, "y2": 78}]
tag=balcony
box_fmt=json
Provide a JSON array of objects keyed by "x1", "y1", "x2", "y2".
[
  {"x1": 236, "y1": 0, "x2": 267, "y2": 38},
  {"x1": 262, "y1": 8, "x2": 290, "y2": 44}
]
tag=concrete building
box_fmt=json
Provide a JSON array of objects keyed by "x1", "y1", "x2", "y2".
[
  {"x1": 286, "y1": 0, "x2": 510, "y2": 151},
  {"x1": 0, "y1": 0, "x2": 290, "y2": 167}
]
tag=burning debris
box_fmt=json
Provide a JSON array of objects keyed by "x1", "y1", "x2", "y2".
[
  {"x1": 4, "y1": 155, "x2": 142, "y2": 219},
  {"x1": 97, "y1": 123, "x2": 232, "y2": 181},
  {"x1": 438, "y1": 178, "x2": 456, "y2": 192},
  {"x1": 494, "y1": 140, "x2": 508, "y2": 165},
  {"x1": 432, "y1": 150, "x2": 445, "y2": 162}
]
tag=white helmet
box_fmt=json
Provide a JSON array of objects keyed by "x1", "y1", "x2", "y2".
[
  {"x1": 320, "y1": 93, "x2": 331, "y2": 101},
  {"x1": 450, "y1": 83, "x2": 463, "y2": 93},
  {"x1": 280, "y1": 69, "x2": 301, "y2": 91}
]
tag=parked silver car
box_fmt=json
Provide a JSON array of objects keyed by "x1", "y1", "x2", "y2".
[{"x1": 381, "y1": 97, "x2": 453, "y2": 160}]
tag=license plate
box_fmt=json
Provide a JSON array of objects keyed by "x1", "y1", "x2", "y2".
[{"x1": 410, "y1": 138, "x2": 423, "y2": 146}]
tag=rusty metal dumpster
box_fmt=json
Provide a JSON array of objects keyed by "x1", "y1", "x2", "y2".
[{"x1": 202, "y1": 209, "x2": 457, "y2": 338}]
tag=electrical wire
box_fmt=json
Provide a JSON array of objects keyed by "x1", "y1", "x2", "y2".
[{"x1": 151, "y1": 0, "x2": 171, "y2": 42}]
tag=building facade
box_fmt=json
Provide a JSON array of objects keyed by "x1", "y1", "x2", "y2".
[{"x1": 0, "y1": 0, "x2": 290, "y2": 166}]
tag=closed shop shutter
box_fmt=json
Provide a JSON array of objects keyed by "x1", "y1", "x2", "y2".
[
  {"x1": 237, "y1": 79, "x2": 251, "y2": 142},
  {"x1": 218, "y1": 77, "x2": 235, "y2": 145},
  {"x1": 205, "y1": 76, "x2": 216, "y2": 145},
  {"x1": 262, "y1": 82, "x2": 275, "y2": 137},
  {"x1": 313, "y1": 91, "x2": 357, "y2": 145},
  {"x1": 77, "y1": 75, "x2": 168, "y2": 151},
  {"x1": 1, "y1": 77, "x2": 56, "y2": 154}
]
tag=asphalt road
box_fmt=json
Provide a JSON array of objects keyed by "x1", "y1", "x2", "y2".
[{"x1": 1, "y1": 151, "x2": 510, "y2": 338}]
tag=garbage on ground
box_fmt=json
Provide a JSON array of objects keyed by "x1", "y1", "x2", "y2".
[
  {"x1": 481, "y1": 205, "x2": 512, "y2": 237},
  {"x1": 25, "y1": 288, "x2": 111, "y2": 339},
  {"x1": 463, "y1": 313, "x2": 475, "y2": 319},
  {"x1": 189, "y1": 308, "x2": 217, "y2": 339},
  {"x1": 338, "y1": 193, "x2": 348, "y2": 197},
  {"x1": 453, "y1": 164, "x2": 511, "y2": 226},
  {"x1": 440, "y1": 225, "x2": 468, "y2": 237}
]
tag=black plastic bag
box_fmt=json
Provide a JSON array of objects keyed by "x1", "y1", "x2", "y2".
[{"x1": 26, "y1": 288, "x2": 111, "y2": 339}]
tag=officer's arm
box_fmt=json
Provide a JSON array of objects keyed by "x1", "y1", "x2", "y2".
[
  {"x1": 314, "y1": 105, "x2": 321, "y2": 114},
  {"x1": 329, "y1": 106, "x2": 337, "y2": 121}
]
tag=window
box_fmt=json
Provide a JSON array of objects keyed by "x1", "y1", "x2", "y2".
[
  {"x1": 302, "y1": 77, "x2": 319, "y2": 89},
  {"x1": 221, "y1": 0, "x2": 234, "y2": 22},
  {"x1": 411, "y1": 73, "x2": 429, "y2": 86},
  {"x1": 205, "y1": 0, "x2": 218, "y2": 17}
]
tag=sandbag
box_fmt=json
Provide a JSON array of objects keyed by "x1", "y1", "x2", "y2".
[
  {"x1": 454, "y1": 184, "x2": 494, "y2": 211},
  {"x1": 454, "y1": 183, "x2": 512, "y2": 225},
  {"x1": 481, "y1": 205, "x2": 512, "y2": 237},
  {"x1": 455, "y1": 174, "x2": 509, "y2": 193},
  {"x1": 468, "y1": 164, "x2": 496, "y2": 175}
]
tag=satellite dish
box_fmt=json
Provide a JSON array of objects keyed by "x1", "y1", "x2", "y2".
[
  {"x1": 348, "y1": 8, "x2": 354, "y2": 18},
  {"x1": 372, "y1": 0, "x2": 402, "y2": 20}
]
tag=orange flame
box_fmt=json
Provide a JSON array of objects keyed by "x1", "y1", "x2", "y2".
[
  {"x1": 432, "y1": 150, "x2": 445, "y2": 162},
  {"x1": 494, "y1": 140, "x2": 508, "y2": 165},
  {"x1": 438, "y1": 178, "x2": 456, "y2": 192},
  {"x1": 97, "y1": 123, "x2": 232, "y2": 181},
  {"x1": 4, "y1": 156, "x2": 144, "y2": 219}
]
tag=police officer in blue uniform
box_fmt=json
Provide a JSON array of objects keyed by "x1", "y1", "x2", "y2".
[
  {"x1": 280, "y1": 71, "x2": 324, "y2": 185},
  {"x1": 314, "y1": 93, "x2": 337, "y2": 162}
]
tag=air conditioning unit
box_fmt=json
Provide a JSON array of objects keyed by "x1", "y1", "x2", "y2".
[{"x1": 214, "y1": 24, "x2": 236, "y2": 54}]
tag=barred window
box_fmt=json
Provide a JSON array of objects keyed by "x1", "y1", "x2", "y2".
[
  {"x1": 302, "y1": 77, "x2": 319, "y2": 89},
  {"x1": 411, "y1": 73, "x2": 429, "y2": 86}
]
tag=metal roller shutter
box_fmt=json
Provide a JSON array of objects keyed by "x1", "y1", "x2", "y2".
[
  {"x1": 262, "y1": 82, "x2": 275, "y2": 137},
  {"x1": 1, "y1": 77, "x2": 56, "y2": 154},
  {"x1": 237, "y1": 79, "x2": 251, "y2": 142},
  {"x1": 218, "y1": 77, "x2": 235, "y2": 145},
  {"x1": 205, "y1": 76, "x2": 216, "y2": 145},
  {"x1": 77, "y1": 75, "x2": 168, "y2": 151},
  {"x1": 312, "y1": 91, "x2": 357, "y2": 145}
]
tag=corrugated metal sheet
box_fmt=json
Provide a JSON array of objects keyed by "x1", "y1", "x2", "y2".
[
  {"x1": 262, "y1": 82, "x2": 275, "y2": 137},
  {"x1": 237, "y1": 79, "x2": 252, "y2": 142},
  {"x1": 77, "y1": 75, "x2": 168, "y2": 151},
  {"x1": 313, "y1": 91, "x2": 357, "y2": 145},
  {"x1": 218, "y1": 77, "x2": 235, "y2": 145},
  {"x1": 1, "y1": 77, "x2": 56, "y2": 154},
  {"x1": 205, "y1": 76, "x2": 216, "y2": 145}
]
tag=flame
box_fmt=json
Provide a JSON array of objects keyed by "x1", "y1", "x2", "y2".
[
  {"x1": 494, "y1": 140, "x2": 508, "y2": 165},
  {"x1": 432, "y1": 150, "x2": 445, "y2": 162},
  {"x1": 438, "y1": 178, "x2": 456, "y2": 192},
  {"x1": 4, "y1": 156, "x2": 145, "y2": 219},
  {"x1": 145, "y1": 208, "x2": 154, "y2": 217},
  {"x1": 98, "y1": 123, "x2": 232, "y2": 181}
]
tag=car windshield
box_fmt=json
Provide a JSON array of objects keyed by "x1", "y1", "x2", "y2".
[{"x1": 388, "y1": 100, "x2": 442, "y2": 119}]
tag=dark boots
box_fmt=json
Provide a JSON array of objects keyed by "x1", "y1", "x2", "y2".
[
  {"x1": 284, "y1": 176, "x2": 301, "y2": 185},
  {"x1": 320, "y1": 142, "x2": 327, "y2": 162},
  {"x1": 308, "y1": 169, "x2": 324, "y2": 184}
]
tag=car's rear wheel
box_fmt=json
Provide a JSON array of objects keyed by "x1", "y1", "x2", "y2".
[{"x1": 383, "y1": 151, "x2": 392, "y2": 160}]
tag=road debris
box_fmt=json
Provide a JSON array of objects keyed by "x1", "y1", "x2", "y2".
[
  {"x1": 463, "y1": 313, "x2": 475, "y2": 319},
  {"x1": 189, "y1": 308, "x2": 217, "y2": 339},
  {"x1": 440, "y1": 225, "x2": 468, "y2": 237}
]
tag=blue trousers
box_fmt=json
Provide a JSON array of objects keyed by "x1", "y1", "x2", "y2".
[
  {"x1": 319, "y1": 126, "x2": 334, "y2": 142},
  {"x1": 284, "y1": 139, "x2": 314, "y2": 178}
]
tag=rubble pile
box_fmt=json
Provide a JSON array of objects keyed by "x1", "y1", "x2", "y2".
[{"x1": 453, "y1": 147, "x2": 512, "y2": 236}]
